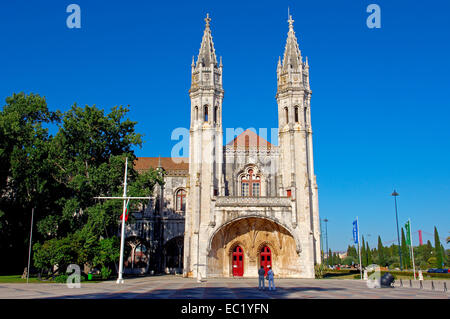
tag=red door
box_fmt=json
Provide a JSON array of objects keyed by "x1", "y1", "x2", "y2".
[
  {"x1": 260, "y1": 246, "x2": 272, "y2": 275},
  {"x1": 232, "y1": 246, "x2": 244, "y2": 276}
]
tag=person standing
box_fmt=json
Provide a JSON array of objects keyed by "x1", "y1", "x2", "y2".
[
  {"x1": 258, "y1": 266, "x2": 266, "y2": 290},
  {"x1": 267, "y1": 266, "x2": 275, "y2": 291}
]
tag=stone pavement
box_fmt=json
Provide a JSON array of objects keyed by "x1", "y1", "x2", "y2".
[{"x1": 0, "y1": 276, "x2": 448, "y2": 299}]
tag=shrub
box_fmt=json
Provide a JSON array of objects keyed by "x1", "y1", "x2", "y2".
[
  {"x1": 54, "y1": 274, "x2": 68, "y2": 283},
  {"x1": 315, "y1": 263, "x2": 326, "y2": 279},
  {"x1": 101, "y1": 266, "x2": 112, "y2": 280}
]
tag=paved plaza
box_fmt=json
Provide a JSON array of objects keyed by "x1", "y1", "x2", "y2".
[{"x1": 0, "y1": 276, "x2": 448, "y2": 299}]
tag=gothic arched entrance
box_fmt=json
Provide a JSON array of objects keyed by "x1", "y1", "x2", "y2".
[
  {"x1": 260, "y1": 246, "x2": 272, "y2": 275},
  {"x1": 232, "y1": 245, "x2": 244, "y2": 276},
  {"x1": 124, "y1": 236, "x2": 150, "y2": 275},
  {"x1": 163, "y1": 236, "x2": 184, "y2": 274},
  {"x1": 207, "y1": 216, "x2": 301, "y2": 277}
]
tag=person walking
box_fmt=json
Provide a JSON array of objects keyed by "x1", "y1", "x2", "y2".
[
  {"x1": 267, "y1": 266, "x2": 275, "y2": 291},
  {"x1": 258, "y1": 266, "x2": 266, "y2": 290}
]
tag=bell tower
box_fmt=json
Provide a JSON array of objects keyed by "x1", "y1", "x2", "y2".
[
  {"x1": 276, "y1": 14, "x2": 321, "y2": 267},
  {"x1": 184, "y1": 14, "x2": 224, "y2": 278}
]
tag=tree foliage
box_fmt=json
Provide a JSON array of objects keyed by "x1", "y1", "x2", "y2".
[{"x1": 0, "y1": 92, "x2": 163, "y2": 275}]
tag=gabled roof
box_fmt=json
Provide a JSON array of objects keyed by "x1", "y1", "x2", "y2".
[
  {"x1": 226, "y1": 129, "x2": 273, "y2": 149},
  {"x1": 134, "y1": 157, "x2": 189, "y2": 173}
]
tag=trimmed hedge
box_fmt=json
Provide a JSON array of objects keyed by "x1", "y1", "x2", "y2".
[
  {"x1": 329, "y1": 269, "x2": 450, "y2": 279},
  {"x1": 351, "y1": 270, "x2": 450, "y2": 279}
]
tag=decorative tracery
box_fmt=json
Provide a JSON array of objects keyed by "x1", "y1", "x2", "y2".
[{"x1": 240, "y1": 167, "x2": 261, "y2": 197}]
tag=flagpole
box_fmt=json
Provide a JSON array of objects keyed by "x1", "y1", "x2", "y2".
[
  {"x1": 117, "y1": 157, "x2": 128, "y2": 284},
  {"x1": 409, "y1": 219, "x2": 416, "y2": 280},
  {"x1": 357, "y1": 216, "x2": 362, "y2": 280}
]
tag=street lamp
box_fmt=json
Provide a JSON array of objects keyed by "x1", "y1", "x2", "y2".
[
  {"x1": 392, "y1": 190, "x2": 403, "y2": 271},
  {"x1": 324, "y1": 218, "x2": 329, "y2": 265},
  {"x1": 320, "y1": 218, "x2": 324, "y2": 262}
]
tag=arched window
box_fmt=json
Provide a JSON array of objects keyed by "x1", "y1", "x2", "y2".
[
  {"x1": 194, "y1": 106, "x2": 198, "y2": 121},
  {"x1": 214, "y1": 106, "x2": 218, "y2": 123},
  {"x1": 204, "y1": 105, "x2": 208, "y2": 122},
  {"x1": 175, "y1": 189, "x2": 186, "y2": 213},
  {"x1": 284, "y1": 107, "x2": 289, "y2": 124},
  {"x1": 295, "y1": 106, "x2": 299, "y2": 123},
  {"x1": 241, "y1": 168, "x2": 261, "y2": 197}
]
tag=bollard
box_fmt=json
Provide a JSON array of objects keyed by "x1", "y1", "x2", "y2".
[
  {"x1": 431, "y1": 281, "x2": 435, "y2": 290},
  {"x1": 409, "y1": 279, "x2": 412, "y2": 288},
  {"x1": 400, "y1": 279, "x2": 403, "y2": 287},
  {"x1": 419, "y1": 280, "x2": 423, "y2": 289},
  {"x1": 444, "y1": 282, "x2": 447, "y2": 292}
]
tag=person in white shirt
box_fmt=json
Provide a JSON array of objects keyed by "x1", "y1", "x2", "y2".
[{"x1": 267, "y1": 266, "x2": 275, "y2": 291}]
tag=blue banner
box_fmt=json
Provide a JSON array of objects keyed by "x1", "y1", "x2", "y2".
[{"x1": 352, "y1": 220, "x2": 359, "y2": 244}]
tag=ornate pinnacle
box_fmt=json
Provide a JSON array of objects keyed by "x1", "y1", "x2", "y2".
[
  {"x1": 205, "y1": 13, "x2": 211, "y2": 28},
  {"x1": 288, "y1": 15, "x2": 294, "y2": 30}
]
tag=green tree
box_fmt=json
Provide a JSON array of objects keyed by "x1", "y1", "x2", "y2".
[
  {"x1": 360, "y1": 236, "x2": 366, "y2": 267},
  {"x1": 0, "y1": 95, "x2": 164, "y2": 276},
  {"x1": 0, "y1": 92, "x2": 61, "y2": 272},
  {"x1": 377, "y1": 236, "x2": 386, "y2": 266},
  {"x1": 347, "y1": 245, "x2": 358, "y2": 259},
  {"x1": 342, "y1": 256, "x2": 356, "y2": 266},
  {"x1": 32, "y1": 103, "x2": 163, "y2": 275},
  {"x1": 401, "y1": 228, "x2": 411, "y2": 270},
  {"x1": 366, "y1": 242, "x2": 372, "y2": 265},
  {"x1": 434, "y1": 227, "x2": 443, "y2": 268}
]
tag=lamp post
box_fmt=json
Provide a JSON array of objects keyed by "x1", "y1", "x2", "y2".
[
  {"x1": 320, "y1": 218, "x2": 324, "y2": 262},
  {"x1": 392, "y1": 190, "x2": 403, "y2": 271},
  {"x1": 324, "y1": 218, "x2": 329, "y2": 265}
]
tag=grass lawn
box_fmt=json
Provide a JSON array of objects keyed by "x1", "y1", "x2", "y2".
[{"x1": 0, "y1": 275, "x2": 105, "y2": 284}]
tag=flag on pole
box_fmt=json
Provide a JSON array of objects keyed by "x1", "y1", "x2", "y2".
[
  {"x1": 120, "y1": 201, "x2": 130, "y2": 222},
  {"x1": 405, "y1": 220, "x2": 411, "y2": 246},
  {"x1": 352, "y1": 220, "x2": 359, "y2": 244}
]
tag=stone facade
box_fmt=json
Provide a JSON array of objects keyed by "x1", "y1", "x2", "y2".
[{"x1": 129, "y1": 14, "x2": 320, "y2": 278}]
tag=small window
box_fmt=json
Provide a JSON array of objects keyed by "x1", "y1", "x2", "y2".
[
  {"x1": 287, "y1": 189, "x2": 292, "y2": 198},
  {"x1": 295, "y1": 106, "x2": 299, "y2": 123},
  {"x1": 261, "y1": 256, "x2": 265, "y2": 261},
  {"x1": 239, "y1": 256, "x2": 242, "y2": 261},
  {"x1": 242, "y1": 183, "x2": 249, "y2": 197},
  {"x1": 204, "y1": 105, "x2": 208, "y2": 122},
  {"x1": 285, "y1": 107, "x2": 289, "y2": 124},
  {"x1": 267, "y1": 256, "x2": 271, "y2": 261},
  {"x1": 233, "y1": 256, "x2": 236, "y2": 261},
  {"x1": 214, "y1": 106, "x2": 218, "y2": 123},
  {"x1": 252, "y1": 183, "x2": 260, "y2": 197}
]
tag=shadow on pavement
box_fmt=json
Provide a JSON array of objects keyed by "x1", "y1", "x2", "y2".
[{"x1": 43, "y1": 285, "x2": 347, "y2": 299}]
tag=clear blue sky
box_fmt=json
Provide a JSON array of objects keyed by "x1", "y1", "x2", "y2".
[{"x1": 1, "y1": 0, "x2": 449, "y2": 251}]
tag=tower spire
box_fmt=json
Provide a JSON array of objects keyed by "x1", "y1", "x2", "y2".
[
  {"x1": 196, "y1": 13, "x2": 217, "y2": 67},
  {"x1": 281, "y1": 13, "x2": 302, "y2": 72}
]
